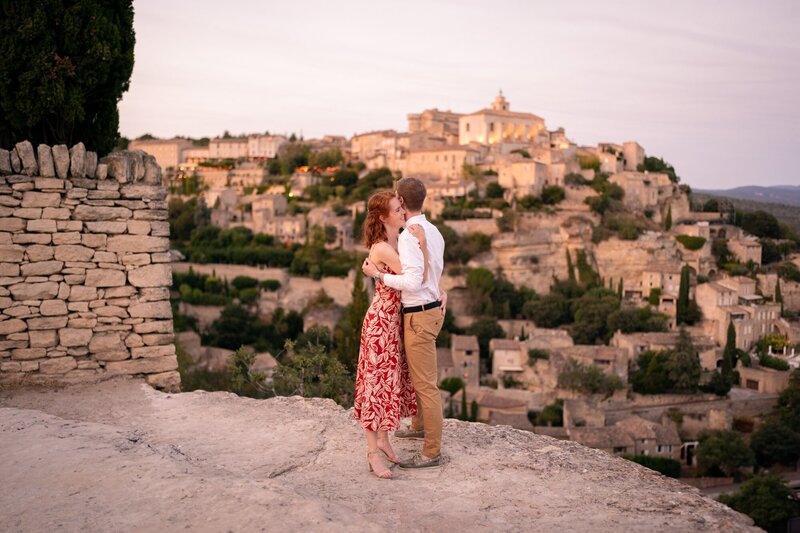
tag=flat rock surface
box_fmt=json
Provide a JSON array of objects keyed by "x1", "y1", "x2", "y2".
[{"x1": 0, "y1": 379, "x2": 757, "y2": 532}]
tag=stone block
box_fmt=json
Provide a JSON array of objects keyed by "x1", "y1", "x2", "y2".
[
  {"x1": 28, "y1": 316, "x2": 69, "y2": 330},
  {"x1": 21, "y1": 191, "x2": 61, "y2": 208},
  {"x1": 0, "y1": 264, "x2": 19, "y2": 277},
  {"x1": 58, "y1": 328, "x2": 93, "y2": 347},
  {"x1": 105, "y1": 354, "x2": 177, "y2": 375},
  {"x1": 40, "y1": 299, "x2": 68, "y2": 316},
  {"x1": 120, "y1": 253, "x2": 151, "y2": 266},
  {"x1": 72, "y1": 205, "x2": 133, "y2": 221},
  {"x1": 85, "y1": 151, "x2": 98, "y2": 178},
  {"x1": 69, "y1": 143, "x2": 86, "y2": 178},
  {"x1": 0, "y1": 295, "x2": 12, "y2": 307},
  {"x1": 52, "y1": 232, "x2": 82, "y2": 245},
  {"x1": 68, "y1": 285, "x2": 98, "y2": 301},
  {"x1": 54, "y1": 245, "x2": 95, "y2": 262},
  {"x1": 106, "y1": 236, "x2": 169, "y2": 253},
  {"x1": 0, "y1": 218, "x2": 25, "y2": 232},
  {"x1": 142, "y1": 333, "x2": 174, "y2": 346},
  {"x1": 15, "y1": 141, "x2": 38, "y2": 176},
  {"x1": 125, "y1": 333, "x2": 144, "y2": 347},
  {"x1": 0, "y1": 148, "x2": 11, "y2": 175},
  {"x1": 146, "y1": 370, "x2": 180, "y2": 392},
  {"x1": 20, "y1": 261, "x2": 63, "y2": 277},
  {"x1": 11, "y1": 347, "x2": 45, "y2": 361},
  {"x1": 88, "y1": 190, "x2": 120, "y2": 200},
  {"x1": 12, "y1": 233, "x2": 51, "y2": 244},
  {"x1": 132, "y1": 344, "x2": 176, "y2": 359},
  {"x1": 0, "y1": 196, "x2": 21, "y2": 207},
  {"x1": 128, "y1": 264, "x2": 171, "y2": 288},
  {"x1": 26, "y1": 219, "x2": 58, "y2": 233},
  {"x1": 0, "y1": 245, "x2": 25, "y2": 262},
  {"x1": 13, "y1": 207, "x2": 42, "y2": 219},
  {"x1": 104, "y1": 286, "x2": 137, "y2": 298},
  {"x1": 94, "y1": 305, "x2": 129, "y2": 318},
  {"x1": 89, "y1": 332, "x2": 126, "y2": 353},
  {"x1": 67, "y1": 317, "x2": 97, "y2": 329},
  {"x1": 67, "y1": 302, "x2": 89, "y2": 312},
  {"x1": 25, "y1": 245, "x2": 55, "y2": 262},
  {"x1": 133, "y1": 209, "x2": 168, "y2": 221},
  {"x1": 85, "y1": 269, "x2": 126, "y2": 287},
  {"x1": 149, "y1": 221, "x2": 170, "y2": 237},
  {"x1": 138, "y1": 287, "x2": 170, "y2": 302},
  {"x1": 94, "y1": 349, "x2": 130, "y2": 362},
  {"x1": 52, "y1": 145, "x2": 70, "y2": 179},
  {"x1": 93, "y1": 251, "x2": 117, "y2": 263},
  {"x1": 29, "y1": 330, "x2": 58, "y2": 348},
  {"x1": 35, "y1": 178, "x2": 65, "y2": 190},
  {"x1": 56, "y1": 221, "x2": 82, "y2": 232},
  {"x1": 42, "y1": 207, "x2": 71, "y2": 220},
  {"x1": 85, "y1": 221, "x2": 128, "y2": 234},
  {"x1": 39, "y1": 356, "x2": 77, "y2": 374},
  {"x1": 81, "y1": 234, "x2": 107, "y2": 248},
  {"x1": 0, "y1": 318, "x2": 27, "y2": 335},
  {"x1": 127, "y1": 220, "x2": 151, "y2": 235},
  {"x1": 0, "y1": 361, "x2": 21, "y2": 372},
  {"x1": 128, "y1": 301, "x2": 171, "y2": 319},
  {"x1": 9, "y1": 281, "x2": 59, "y2": 300},
  {"x1": 95, "y1": 163, "x2": 108, "y2": 180},
  {"x1": 38, "y1": 145, "x2": 55, "y2": 177}
]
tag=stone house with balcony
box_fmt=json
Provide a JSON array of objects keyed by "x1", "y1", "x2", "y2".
[{"x1": 450, "y1": 334, "x2": 481, "y2": 388}]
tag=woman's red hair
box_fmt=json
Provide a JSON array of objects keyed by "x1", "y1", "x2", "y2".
[{"x1": 363, "y1": 191, "x2": 395, "y2": 248}]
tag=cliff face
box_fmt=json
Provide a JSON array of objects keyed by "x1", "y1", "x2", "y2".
[{"x1": 0, "y1": 379, "x2": 757, "y2": 532}]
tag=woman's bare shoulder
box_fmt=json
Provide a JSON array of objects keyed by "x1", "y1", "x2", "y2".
[{"x1": 371, "y1": 241, "x2": 396, "y2": 258}]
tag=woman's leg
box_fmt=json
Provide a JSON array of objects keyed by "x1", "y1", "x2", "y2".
[
  {"x1": 365, "y1": 429, "x2": 392, "y2": 479},
  {"x1": 376, "y1": 430, "x2": 399, "y2": 462}
]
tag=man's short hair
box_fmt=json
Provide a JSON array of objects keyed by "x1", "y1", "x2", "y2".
[{"x1": 396, "y1": 177, "x2": 426, "y2": 212}]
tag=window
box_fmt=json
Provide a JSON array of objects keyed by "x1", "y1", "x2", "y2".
[
  {"x1": 465, "y1": 123, "x2": 470, "y2": 132},
  {"x1": 490, "y1": 122, "x2": 495, "y2": 132}
]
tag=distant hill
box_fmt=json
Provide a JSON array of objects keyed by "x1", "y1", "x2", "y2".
[
  {"x1": 692, "y1": 190, "x2": 800, "y2": 237},
  {"x1": 694, "y1": 185, "x2": 800, "y2": 207}
]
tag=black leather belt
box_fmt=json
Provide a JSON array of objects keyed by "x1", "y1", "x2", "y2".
[{"x1": 402, "y1": 300, "x2": 441, "y2": 314}]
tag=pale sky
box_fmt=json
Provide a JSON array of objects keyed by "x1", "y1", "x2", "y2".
[{"x1": 120, "y1": 0, "x2": 800, "y2": 189}]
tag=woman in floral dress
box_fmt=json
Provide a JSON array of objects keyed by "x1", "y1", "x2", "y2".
[{"x1": 353, "y1": 190, "x2": 426, "y2": 479}]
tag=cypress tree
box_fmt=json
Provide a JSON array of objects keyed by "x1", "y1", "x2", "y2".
[
  {"x1": 617, "y1": 278, "x2": 624, "y2": 300},
  {"x1": 461, "y1": 385, "x2": 468, "y2": 421},
  {"x1": 665, "y1": 205, "x2": 673, "y2": 230},
  {"x1": 722, "y1": 321, "x2": 737, "y2": 376},
  {"x1": 776, "y1": 278, "x2": 783, "y2": 316},
  {"x1": 677, "y1": 265, "x2": 690, "y2": 324},
  {"x1": 566, "y1": 249, "x2": 576, "y2": 283},
  {"x1": 0, "y1": 1, "x2": 135, "y2": 155}
]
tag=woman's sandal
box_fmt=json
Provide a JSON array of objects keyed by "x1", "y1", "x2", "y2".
[
  {"x1": 367, "y1": 449, "x2": 393, "y2": 479},
  {"x1": 379, "y1": 448, "x2": 401, "y2": 464}
]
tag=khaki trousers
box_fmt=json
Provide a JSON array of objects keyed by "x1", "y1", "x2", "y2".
[{"x1": 403, "y1": 307, "x2": 444, "y2": 458}]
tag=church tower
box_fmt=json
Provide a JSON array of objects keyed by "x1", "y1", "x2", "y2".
[{"x1": 491, "y1": 90, "x2": 509, "y2": 111}]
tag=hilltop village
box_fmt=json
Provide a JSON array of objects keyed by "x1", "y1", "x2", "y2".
[{"x1": 130, "y1": 93, "x2": 800, "y2": 481}]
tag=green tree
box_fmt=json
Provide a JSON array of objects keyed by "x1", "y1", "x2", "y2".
[
  {"x1": 741, "y1": 210, "x2": 781, "y2": 239},
  {"x1": 228, "y1": 346, "x2": 267, "y2": 398},
  {"x1": 466, "y1": 267, "x2": 495, "y2": 315},
  {"x1": 309, "y1": 147, "x2": 344, "y2": 168},
  {"x1": 570, "y1": 289, "x2": 619, "y2": 344},
  {"x1": 778, "y1": 369, "x2": 800, "y2": 432},
  {"x1": 523, "y1": 293, "x2": 571, "y2": 328},
  {"x1": 750, "y1": 419, "x2": 800, "y2": 467},
  {"x1": 665, "y1": 328, "x2": 701, "y2": 392},
  {"x1": 333, "y1": 269, "x2": 369, "y2": 372},
  {"x1": 664, "y1": 205, "x2": 672, "y2": 230},
  {"x1": 696, "y1": 430, "x2": 754, "y2": 478},
  {"x1": 440, "y1": 377, "x2": 465, "y2": 396},
  {"x1": 718, "y1": 475, "x2": 800, "y2": 533},
  {"x1": 272, "y1": 341, "x2": 352, "y2": 407},
  {"x1": 465, "y1": 316, "x2": 505, "y2": 362},
  {"x1": 541, "y1": 185, "x2": 565, "y2": 205},
  {"x1": 775, "y1": 278, "x2": 783, "y2": 315},
  {"x1": 631, "y1": 350, "x2": 672, "y2": 394},
  {"x1": 0, "y1": 1, "x2": 135, "y2": 155},
  {"x1": 565, "y1": 249, "x2": 576, "y2": 283},
  {"x1": 557, "y1": 358, "x2": 625, "y2": 397},
  {"x1": 676, "y1": 265, "x2": 691, "y2": 325},
  {"x1": 486, "y1": 182, "x2": 505, "y2": 199}
]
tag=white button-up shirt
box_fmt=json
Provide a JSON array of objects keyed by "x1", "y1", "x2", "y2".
[{"x1": 383, "y1": 214, "x2": 444, "y2": 307}]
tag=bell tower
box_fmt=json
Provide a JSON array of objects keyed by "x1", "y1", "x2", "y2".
[{"x1": 491, "y1": 90, "x2": 509, "y2": 111}]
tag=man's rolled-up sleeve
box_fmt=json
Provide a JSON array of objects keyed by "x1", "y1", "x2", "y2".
[{"x1": 383, "y1": 233, "x2": 424, "y2": 292}]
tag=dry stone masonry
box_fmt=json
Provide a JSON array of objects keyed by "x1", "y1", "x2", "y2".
[{"x1": 0, "y1": 141, "x2": 179, "y2": 391}]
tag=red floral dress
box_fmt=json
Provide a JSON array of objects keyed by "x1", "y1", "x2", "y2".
[{"x1": 353, "y1": 267, "x2": 417, "y2": 431}]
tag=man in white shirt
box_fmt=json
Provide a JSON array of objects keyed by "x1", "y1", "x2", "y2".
[{"x1": 362, "y1": 177, "x2": 446, "y2": 468}]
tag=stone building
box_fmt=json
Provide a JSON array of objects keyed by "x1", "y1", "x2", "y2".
[
  {"x1": 728, "y1": 237, "x2": 762, "y2": 265},
  {"x1": 738, "y1": 364, "x2": 792, "y2": 394},
  {"x1": 208, "y1": 138, "x2": 248, "y2": 159},
  {"x1": 610, "y1": 331, "x2": 720, "y2": 372},
  {"x1": 403, "y1": 146, "x2": 481, "y2": 180},
  {"x1": 247, "y1": 134, "x2": 287, "y2": 159},
  {"x1": 450, "y1": 334, "x2": 481, "y2": 388},
  {"x1": 0, "y1": 141, "x2": 179, "y2": 391},
  {"x1": 609, "y1": 171, "x2": 672, "y2": 214},
  {"x1": 622, "y1": 141, "x2": 645, "y2": 171},
  {"x1": 407, "y1": 108, "x2": 462, "y2": 143},
  {"x1": 128, "y1": 138, "x2": 192, "y2": 171},
  {"x1": 459, "y1": 92, "x2": 547, "y2": 146},
  {"x1": 349, "y1": 130, "x2": 401, "y2": 167},
  {"x1": 696, "y1": 278, "x2": 781, "y2": 350},
  {"x1": 490, "y1": 338, "x2": 523, "y2": 379}
]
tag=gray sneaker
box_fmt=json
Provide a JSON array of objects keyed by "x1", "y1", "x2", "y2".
[
  {"x1": 394, "y1": 428, "x2": 425, "y2": 440},
  {"x1": 399, "y1": 452, "x2": 442, "y2": 469}
]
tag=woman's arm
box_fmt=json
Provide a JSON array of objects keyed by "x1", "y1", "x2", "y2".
[{"x1": 372, "y1": 242, "x2": 403, "y2": 274}]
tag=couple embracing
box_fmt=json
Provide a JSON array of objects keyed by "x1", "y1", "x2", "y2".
[{"x1": 354, "y1": 177, "x2": 447, "y2": 479}]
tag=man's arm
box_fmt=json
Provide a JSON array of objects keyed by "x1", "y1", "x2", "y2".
[{"x1": 382, "y1": 233, "x2": 424, "y2": 292}]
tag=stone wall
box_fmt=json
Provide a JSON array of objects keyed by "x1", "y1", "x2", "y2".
[{"x1": 0, "y1": 141, "x2": 178, "y2": 391}]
